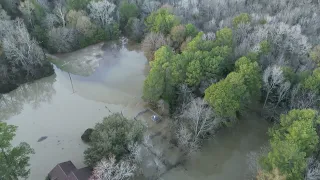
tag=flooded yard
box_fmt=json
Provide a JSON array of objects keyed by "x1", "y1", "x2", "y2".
[{"x1": 0, "y1": 41, "x2": 269, "y2": 180}]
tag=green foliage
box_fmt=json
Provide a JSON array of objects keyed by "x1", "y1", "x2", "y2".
[
  {"x1": 203, "y1": 55, "x2": 225, "y2": 79},
  {"x1": 143, "y1": 46, "x2": 173, "y2": 103},
  {"x1": 205, "y1": 72, "x2": 247, "y2": 118},
  {"x1": 261, "y1": 109, "x2": 320, "y2": 180},
  {"x1": 185, "y1": 23, "x2": 198, "y2": 38},
  {"x1": 257, "y1": 169, "x2": 286, "y2": 180},
  {"x1": 31, "y1": 25, "x2": 48, "y2": 47},
  {"x1": 211, "y1": 46, "x2": 233, "y2": 72},
  {"x1": 310, "y1": 45, "x2": 320, "y2": 66},
  {"x1": 31, "y1": 0, "x2": 45, "y2": 23},
  {"x1": 170, "y1": 25, "x2": 186, "y2": 44},
  {"x1": 281, "y1": 67, "x2": 297, "y2": 83},
  {"x1": 170, "y1": 52, "x2": 194, "y2": 84},
  {"x1": 145, "y1": 8, "x2": 180, "y2": 35},
  {"x1": 80, "y1": 28, "x2": 106, "y2": 48},
  {"x1": 66, "y1": 0, "x2": 90, "y2": 10},
  {"x1": 185, "y1": 32, "x2": 215, "y2": 52},
  {"x1": 84, "y1": 113, "x2": 145, "y2": 167},
  {"x1": 261, "y1": 141, "x2": 306, "y2": 180},
  {"x1": 211, "y1": 46, "x2": 232, "y2": 59},
  {"x1": 186, "y1": 59, "x2": 202, "y2": 86},
  {"x1": 259, "y1": 19, "x2": 267, "y2": 25},
  {"x1": 259, "y1": 40, "x2": 271, "y2": 54},
  {"x1": 204, "y1": 57, "x2": 261, "y2": 118},
  {"x1": 125, "y1": 17, "x2": 143, "y2": 41},
  {"x1": 235, "y1": 57, "x2": 261, "y2": 99},
  {"x1": 246, "y1": 52, "x2": 259, "y2": 62},
  {"x1": 184, "y1": 32, "x2": 204, "y2": 52},
  {"x1": 0, "y1": 122, "x2": 35, "y2": 180},
  {"x1": 272, "y1": 109, "x2": 319, "y2": 155},
  {"x1": 303, "y1": 68, "x2": 320, "y2": 94},
  {"x1": 215, "y1": 28, "x2": 233, "y2": 47},
  {"x1": 233, "y1": 13, "x2": 251, "y2": 28},
  {"x1": 120, "y1": 2, "x2": 139, "y2": 30}
]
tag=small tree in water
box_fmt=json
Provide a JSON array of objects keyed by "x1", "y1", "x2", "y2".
[
  {"x1": 84, "y1": 113, "x2": 145, "y2": 167},
  {"x1": 0, "y1": 122, "x2": 35, "y2": 180}
]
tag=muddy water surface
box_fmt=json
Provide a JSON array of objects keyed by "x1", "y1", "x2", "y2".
[
  {"x1": 162, "y1": 116, "x2": 269, "y2": 180},
  {"x1": 1, "y1": 42, "x2": 148, "y2": 180}
]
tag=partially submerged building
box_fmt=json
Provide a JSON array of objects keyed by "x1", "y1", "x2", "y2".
[{"x1": 48, "y1": 161, "x2": 91, "y2": 180}]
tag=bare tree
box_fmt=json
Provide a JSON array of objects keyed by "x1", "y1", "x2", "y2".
[
  {"x1": 0, "y1": 5, "x2": 10, "y2": 20},
  {"x1": 88, "y1": 0, "x2": 116, "y2": 27},
  {"x1": 76, "y1": 16, "x2": 95, "y2": 37},
  {"x1": 19, "y1": 0, "x2": 35, "y2": 26},
  {"x1": 128, "y1": 17, "x2": 144, "y2": 41},
  {"x1": 290, "y1": 84, "x2": 320, "y2": 109},
  {"x1": 175, "y1": 89, "x2": 222, "y2": 155},
  {"x1": 66, "y1": 10, "x2": 87, "y2": 26},
  {"x1": 47, "y1": 27, "x2": 77, "y2": 53},
  {"x1": 0, "y1": 20, "x2": 13, "y2": 39},
  {"x1": 176, "y1": 124, "x2": 199, "y2": 154},
  {"x1": 246, "y1": 145, "x2": 270, "y2": 179},
  {"x1": 2, "y1": 19, "x2": 45, "y2": 72},
  {"x1": 141, "y1": 1, "x2": 161, "y2": 14},
  {"x1": 42, "y1": 14, "x2": 60, "y2": 30},
  {"x1": 305, "y1": 157, "x2": 320, "y2": 180},
  {"x1": 141, "y1": 32, "x2": 167, "y2": 60},
  {"x1": 179, "y1": 98, "x2": 218, "y2": 140},
  {"x1": 262, "y1": 65, "x2": 285, "y2": 108},
  {"x1": 275, "y1": 81, "x2": 291, "y2": 107},
  {"x1": 54, "y1": 0, "x2": 67, "y2": 27},
  {"x1": 90, "y1": 155, "x2": 137, "y2": 180}
]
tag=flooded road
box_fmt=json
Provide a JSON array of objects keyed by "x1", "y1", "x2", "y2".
[{"x1": 0, "y1": 42, "x2": 269, "y2": 180}]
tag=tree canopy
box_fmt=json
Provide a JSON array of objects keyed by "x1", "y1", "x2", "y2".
[
  {"x1": 84, "y1": 113, "x2": 145, "y2": 167},
  {"x1": 205, "y1": 57, "x2": 261, "y2": 118},
  {"x1": 145, "y1": 8, "x2": 180, "y2": 35},
  {"x1": 0, "y1": 122, "x2": 34, "y2": 180},
  {"x1": 261, "y1": 109, "x2": 320, "y2": 180}
]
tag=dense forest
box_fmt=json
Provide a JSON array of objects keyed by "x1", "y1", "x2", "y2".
[{"x1": 0, "y1": 0, "x2": 320, "y2": 180}]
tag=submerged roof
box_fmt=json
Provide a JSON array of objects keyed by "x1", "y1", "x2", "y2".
[
  {"x1": 67, "y1": 167, "x2": 92, "y2": 180},
  {"x1": 48, "y1": 161, "x2": 92, "y2": 180},
  {"x1": 49, "y1": 161, "x2": 77, "y2": 180}
]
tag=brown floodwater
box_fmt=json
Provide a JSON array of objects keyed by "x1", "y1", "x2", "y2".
[
  {"x1": 162, "y1": 115, "x2": 269, "y2": 180},
  {"x1": 0, "y1": 41, "x2": 269, "y2": 180}
]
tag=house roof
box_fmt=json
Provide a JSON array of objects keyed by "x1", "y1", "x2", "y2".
[
  {"x1": 49, "y1": 161, "x2": 77, "y2": 180},
  {"x1": 67, "y1": 167, "x2": 92, "y2": 180}
]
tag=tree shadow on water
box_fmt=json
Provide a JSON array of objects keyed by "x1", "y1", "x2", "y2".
[{"x1": 0, "y1": 74, "x2": 57, "y2": 121}]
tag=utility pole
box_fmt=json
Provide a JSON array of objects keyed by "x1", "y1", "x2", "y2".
[{"x1": 68, "y1": 72, "x2": 75, "y2": 94}]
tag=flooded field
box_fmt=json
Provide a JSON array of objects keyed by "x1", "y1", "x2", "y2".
[
  {"x1": 0, "y1": 41, "x2": 269, "y2": 180},
  {"x1": 1, "y1": 42, "x2": 148, "y2": 179}
]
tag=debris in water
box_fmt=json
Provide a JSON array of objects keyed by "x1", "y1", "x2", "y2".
[{"x1": 37, "y1": 136, "x2": 48, "y2": 142}]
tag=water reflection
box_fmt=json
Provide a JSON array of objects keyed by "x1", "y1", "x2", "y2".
[{"x1": 0, "y1": 74, "x2": 56, "y2": 121}]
